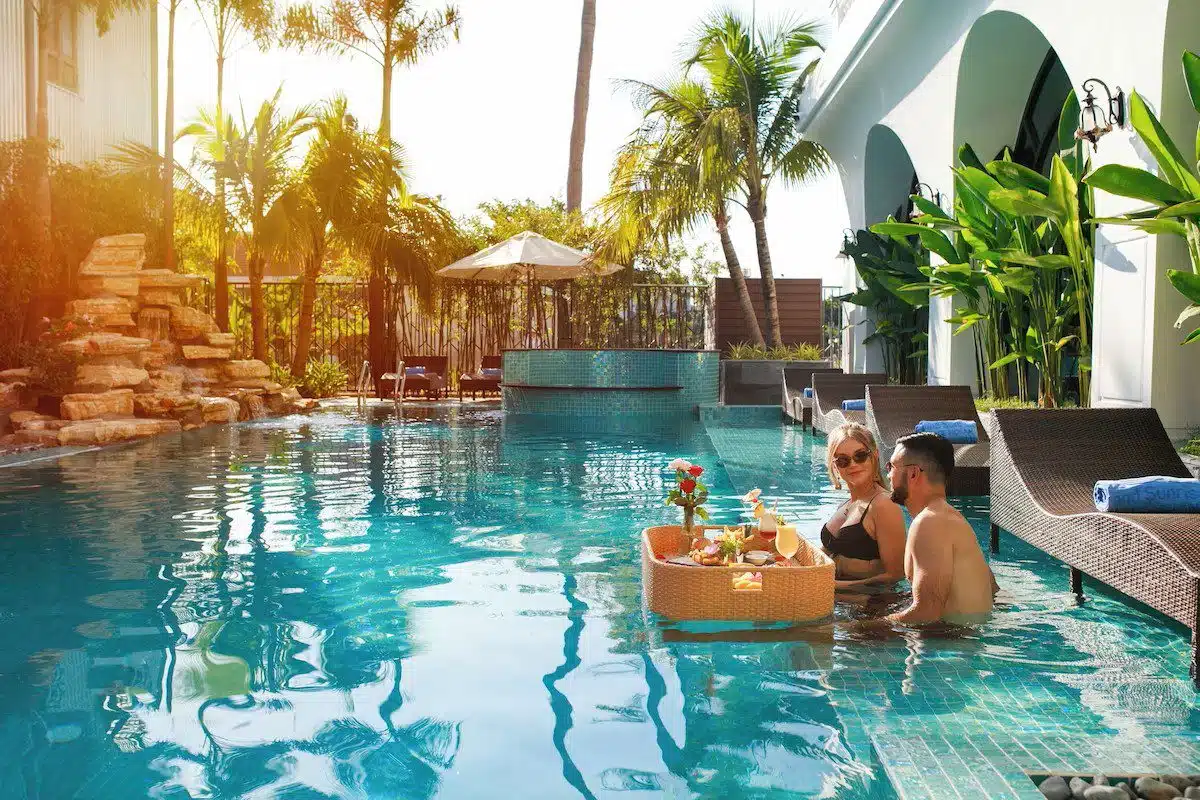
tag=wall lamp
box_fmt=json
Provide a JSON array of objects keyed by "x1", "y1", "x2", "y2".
[
  {"x1": 1075, "y1": 78, "x2": 1126, "y2": 149},
  {"x1": 914, "y1": 182, "x2": 945, "y2": 210}
]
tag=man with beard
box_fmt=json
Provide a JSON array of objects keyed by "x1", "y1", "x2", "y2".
[{"x1": 884, "y1": 433, "x2": 997, "y2": 624}]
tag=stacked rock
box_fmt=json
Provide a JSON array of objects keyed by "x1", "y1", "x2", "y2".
[{"x1": 0, "y1": 233, "x2": 315, "y2": 449}]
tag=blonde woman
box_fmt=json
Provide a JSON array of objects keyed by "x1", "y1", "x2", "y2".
[{"x1": 822, "y1": 422, "x2": 907, "y2": 589}]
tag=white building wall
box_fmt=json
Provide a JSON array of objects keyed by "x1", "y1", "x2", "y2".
[
  {"x1": 801, "y1": 0, "x2": 1200, "y2": 433},
  {"x1": 0, "y1": 0, "x2": 29, "y2": 139},
  {"x1": 0, "y1": 3, "x2": 153, "y2": 162}
]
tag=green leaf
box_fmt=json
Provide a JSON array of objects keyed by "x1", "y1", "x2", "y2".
[
  {"x1": 989, "y1": 352, "x2": 1022, "y2": 369},
  {"x1": 958, "y1": 143, "x2": 986, "y2": 172},
  {"x1": 1058, "y1": 90, "x2": 1081, "y2": 155},
  {"x1": 1183, "y1": 325, "x2": 1200, "y2": 344},
  {"x1": 987, "y1": 160, "x2": 1050, "y2": 194},
  {"x1": 1092, "y1": 216, "x2": 1189, "y2": 237},
  {"x1": 1054, "y1": 335, "x2": 1078, "y2": 351},
  {"x1": 1128, "y1": 89, "x2": 1200, "y2": 197},
  {"x1": 1049, "y1": 155, "x2": 1084, "y2": 266},
  {"x1": 695, "y1": 506, "x2": 710, "y2": 521},
  {"x1": 1084, "y1": 164, "x2": 1190, "y2": 206},
  {"x1": 1183, "y1": 51, "x2": 1200, "y2": 115},
  {"x1": 1167, "y1": 269, "x2": 1200, "y2": 304},
  {"x1": 910, "y1": 195, "x2": 953, "y2": 221},
  {"x1": 1157, "y1": 199, "x2": 1200, "y2": 219},
  {"x1": 988, "y1": 187, "x2": 1058, "y2": 219},
  {"x1": 994, "y1": 251, "x2": 1072, "y2": 269}
]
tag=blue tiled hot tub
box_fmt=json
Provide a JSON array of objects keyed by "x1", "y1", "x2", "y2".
[{"x1": 501, "y1": 349, "x2": 719, "y2": 417}]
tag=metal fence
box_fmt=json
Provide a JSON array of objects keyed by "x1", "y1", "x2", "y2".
[
  {"x1": 822, "y1": 284, "x2": 845, "y2": 366},
  {"x1": 194, "y1": 278, "x2": 712, "y2": 380}
]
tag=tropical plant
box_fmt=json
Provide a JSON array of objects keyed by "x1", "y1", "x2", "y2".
[
  {"x1": 596, "y1": 78, "x2": 764, "y2": 346},
  {"x1": 280, "y1": 96, "x2": 379, "y2": 376},
  {"x1": 283, "y1": 0, "x2": 461, "y2": 381},
  {"x1": 1083, "y1": 50, "x2": 1200, "y2": 344},
  {"x1": 685, "y1": 10, "x2": 831, "y2": 348},
  {"x1": 566, "y1": 0, "x2": 596, "y2": 213},
  {"x1": 888, "y1": 134, "x2": 1093, "y2": 407},
  {"x1": 725, "y1": 342, "x2": 822, "y2": 361},
  {"x1": 300, "y1": 359, "x2": 348, "y2": 398},
  {"x1": 216, "y1": 90, "x2": 314, "y2": 361},
  {"x1": 839, "y1": 228, "x2": 929, "y2": 384},
  {"x1": 193, "y1": 0, "x2": 276, "y2": 328}
]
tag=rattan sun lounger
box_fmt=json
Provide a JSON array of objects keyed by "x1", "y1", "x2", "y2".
[
  {"x1": 989, "y1": 408, "x2": 1200, "y2": 684},
  {"x1": 782, "y1": 366, "x2": 842, "y2": 429},
  {"x1": 811, "y1": 372, "x2": 887, "y2": 436},
  {"x1": 865, "y1": 384, "x2": 990, "y2": 496}
]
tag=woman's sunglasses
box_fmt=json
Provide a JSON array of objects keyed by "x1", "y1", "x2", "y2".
[{"x1": 833, "y1": 449, "x2": 872, "y2": 470}]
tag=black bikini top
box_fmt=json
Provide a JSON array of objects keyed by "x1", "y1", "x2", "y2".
[{"x1": 821, "y1": 495, "x2": 881, "y2": 561}]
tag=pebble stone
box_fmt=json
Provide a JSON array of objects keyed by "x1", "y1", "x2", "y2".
[
  {"x1": 1115, "y1": 784, "x2": 1135, "y2": 800},
  {"x1": 1071, "y1": 777, "x2": 1093, "y2": 799},
  {"x1": 1184, "y1": 787, "x2": 1200, "y2": 799},
  {"x1": 1093, "y1": 776, "x2": 1110, "y2": 786},
  {"x1": 1164, "y1": 777, "x2": 1197, "y2": 792},
  {"x1": 1040, "y1": 776, "x2": 1071, "y2": 800},
  {"x1": 1083, "y1": 787, "x2": 1129, "y2": 800},
  {"x1": 1135, "y1": 777, "x2": 1184, "y2": 800}
]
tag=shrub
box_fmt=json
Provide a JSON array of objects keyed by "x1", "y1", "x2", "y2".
[
  {"x1": 300, "y1": 360, "x2": 348, "y2": 398},
  {"x1": 1183, "y1": 430, "x2": 1200, "y2": 458},
  {"x1": 269, "y1": 361, "x2": 300, "y2": 390},
  {"x1": 974, "y1": 394, "x2": 1039, "y2": 413},
  {"x1": 726, "y1": 342, "x2": 824, "y2": 361}
]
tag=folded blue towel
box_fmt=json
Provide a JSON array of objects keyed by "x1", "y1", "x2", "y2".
[
  {"x1": 915, "y1": 419, "x2": 978, "y2": 444},
  {"x1": 1094, "y1": 476, "x2": 1200, "y2": 513},
  {"x1": 841, "y1": 399, "x2": 865, "y2": 411},
  {"x1": 480, "y1": 368, "x2": 502, "y2": 377},
  {"x1": 803, "y1": 387, "x2": 813, "y2": 399},
  {"x1": 404, "y1": 366, "x2": 426, "y2": 376}
]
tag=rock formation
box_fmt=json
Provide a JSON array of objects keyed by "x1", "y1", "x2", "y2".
[{"x1": 0, "y1": 234, "x2": 318, "y2": 450}]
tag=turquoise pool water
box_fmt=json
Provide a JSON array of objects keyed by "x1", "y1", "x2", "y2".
[{"x1": 0, "y1": 405, "x2": 1198, "y2": 799}]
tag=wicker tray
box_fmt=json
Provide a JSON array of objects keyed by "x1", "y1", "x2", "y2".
[{"x1": 642, "y1": 525, "x2": 835, "y2": 622}]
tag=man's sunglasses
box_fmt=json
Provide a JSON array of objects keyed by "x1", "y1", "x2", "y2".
[{"x1": 833, "y1": 449, "x2": 872, "y2": 470}]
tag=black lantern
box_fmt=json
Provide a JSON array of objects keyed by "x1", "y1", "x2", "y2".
[
  {"x1": 1076, "y1": 78, "x2": 1126, "y2": 149},
  {"x1": 915, "y1": 182, "x2": 945, "y2": 210}
]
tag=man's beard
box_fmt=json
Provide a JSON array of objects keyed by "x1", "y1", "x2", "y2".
[{"x1": 890, "y1": 479, "x2": 908, "y2": 505}]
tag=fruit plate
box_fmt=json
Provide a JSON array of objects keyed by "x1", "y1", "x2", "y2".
[{"x1": 641, "y1": 525, "x2": 835, "y2": 622}]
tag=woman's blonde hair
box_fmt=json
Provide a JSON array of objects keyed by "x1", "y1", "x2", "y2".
[{"x1": 826, "y1": 422, "x2": 889, "y2": 490}]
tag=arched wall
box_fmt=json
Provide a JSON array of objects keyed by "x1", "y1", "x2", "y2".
[{"x1": 864, "y1": 125, "x2": 917, "y2": 225}]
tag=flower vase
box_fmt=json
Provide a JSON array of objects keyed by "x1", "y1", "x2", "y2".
[{"x1": 682, "y1": 504, "x2": 696, "y2": 536}]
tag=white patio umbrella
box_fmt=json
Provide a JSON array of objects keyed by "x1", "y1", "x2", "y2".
[{"x1": 435, "y1": 230, "x2": 622, "y2": 281}]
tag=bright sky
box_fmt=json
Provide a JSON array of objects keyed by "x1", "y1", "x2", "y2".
[{"x1": 166, "y1": 0, "x2": 848, "y2": 283}]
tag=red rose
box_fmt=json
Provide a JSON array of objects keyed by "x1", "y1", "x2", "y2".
[
  {"x1": 687, "y1": 464, "x2": 704, "y2": 477},
  {"x1": 680, "y1": 479, "x2": 696, "y2": 494}
]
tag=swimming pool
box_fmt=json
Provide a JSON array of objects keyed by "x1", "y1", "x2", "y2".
[{"x1": 0, "y1": 405, "x2": 1197, "y2": 799}]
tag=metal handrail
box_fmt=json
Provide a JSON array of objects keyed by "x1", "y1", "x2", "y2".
[{"x1": 356, "y1": 360, "x2": 371, "y2": 411}]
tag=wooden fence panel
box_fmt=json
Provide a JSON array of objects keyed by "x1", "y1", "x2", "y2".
[{"x1": 714, "y1": 278, "x2": 823, "y2": 352}]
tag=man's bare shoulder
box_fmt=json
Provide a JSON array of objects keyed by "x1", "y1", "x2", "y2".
[{"x1": 911, "y1": 502, "x2": 972, "y2": 536}]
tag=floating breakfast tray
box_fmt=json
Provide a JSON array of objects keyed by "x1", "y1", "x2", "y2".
[{"x1": 641, "y1": 525, "x2": 835, "y2": 622}]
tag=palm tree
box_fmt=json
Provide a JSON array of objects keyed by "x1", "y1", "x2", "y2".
[
  {"x1": 282, "y1": 0, "x2": 460, "y2": 383},
  {"x1": 566, "y1": 0, "x2": 596, "y2": 213},
  {"x1": 280, "y1": 97, "x2": 372, "y2": 376},
  {"x1": 687, "y1": 11, "x2": 830, "y2": 347},
  {"x1": 221, "y1": 90, "x2": 314, "y2": 361},
  {"x1": 193, "y1": 0, "x2": 276, "y2": 329},
  {"x1": 597, "y1": 77, "x2": 764, "y2": 346}
]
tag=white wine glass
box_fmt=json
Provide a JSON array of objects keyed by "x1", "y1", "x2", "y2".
[{"x1": 775, "y1": 524, "x2": 800, "y2": 563}]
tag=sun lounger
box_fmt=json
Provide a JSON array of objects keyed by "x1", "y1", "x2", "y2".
[
  {"x1": 811, "y1": 372, "x2": 887, "y2": 435},
  {"x1": 459, "y1": 355, "x2": 503, "y2": 400},
  {"x1": 989, "y1": 407, "x2": 1200, "y2": 684},
  {"x1": 865, "y1": 384, "x2": 990, "y2": 496},
  {"x1": 782, "y1": 366, "x2": 842, "y2": 430},
  {"x1": 380, "y1": 355, "x2": 447, "y2": 399}
]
